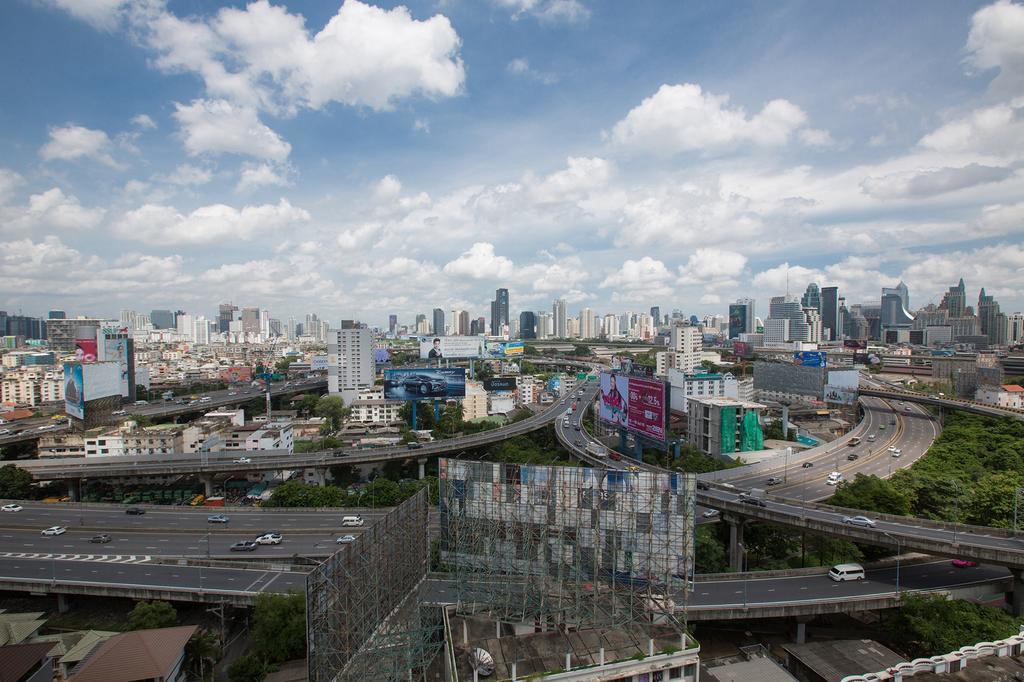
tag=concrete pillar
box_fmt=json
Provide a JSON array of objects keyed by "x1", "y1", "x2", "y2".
[
  {"x1": 57, "y1": 593, "x2": 69, "y2": 614},
  {"x1": 200, "y1": 474, "x2": 214, "y2": 498},
  {"x1": 308, "y1": 468, "x2": 326, "y2": 486},
  {"x1": 418, "y1": 458, "x2": 427, "y2": 480},
  {"x1": 67, "y1": 480, "x2": 79, "y2": 502},
  {"x1": 1011, "y1": 570, "x2": 1024, "y2": 617},
  {"x1": 793, "y1": 617, "x2": 812, "y2": 644},
  {"x1": 728, "y1": 517, "x2": 745, "y2": 572}
]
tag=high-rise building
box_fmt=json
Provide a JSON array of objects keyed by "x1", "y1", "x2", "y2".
[
  {"x1": 728, "y1": 299, "x2": 755, "y2": 339},
  {"x1": 765, "y1": 296, "x2": 810, "y2": 344},
  {"x1": 48, "y1": 310, "x2": 66, "y2": 320},
  {"x1": 656, "y1": 324, "x2": 702, "y2": 376},
  {"x1": 602, "y1": 314, "x2": 619, "y2": 339},
  {"x1": 469, "y1": 318, "x2": 482, "y2": 336},
  {"x1": 46, "y1": 318, "x2": 103, "y2": 351},
  {"x1": 458, "y1": 311, "x2": 470, "y2": 336},
  {"x1": 519, "y1": 311, "x2": 536, "y2": 339},
  {"x1": 388, "y1": 314, "x2": 398, "y2": 336},
  {"x1": 432, "y1": 308, "x2": 445, "y2": 336},
  {"x1": 259, "y1": 310, "x2": 271, "y2": 337},
  {"x1": 287, "y1": 317, "x2": 297, "y2": 340},
  {"x1": 820, "y1": 287, "x2": 839, "y2": 341},
  {"x1": 880, "y1": 283, "x2": 914, "y2": 329},
  {"x1": 1008, "y1": 313, "x2": 1024, "y2": 345},
  {"x1": 327, "y1": 328, "x2": 375, "y2": 404},
  {"x1": 2, "y1": 313, "x2": 46, "y2": 340},
  {"x1": 218, "y1": 303, "x2": 237, "y2": 333},
  {"x1": 978, "y1": 288, "x2": 1008, "y2": 345},
  {"x1": 491, "y1": 288, "x2": 509, "y2": 336},
  {"x1": 579, "y1": 308, "x2": 596, "y2": 339},
  {"x1": 940, "y1": 279, "x2": 967, "y2": 318},
  {"x1": 649, "y1": 306, "x2": 661, "y2": 328},
  {"x1": 269, "y1": 318, "x2": 281, "y2": 337},
  {"x1": 239, "y1": 307, "x2": 260, "y2": 335},
  {"x1": 801, "y1": 283, "x2": 821, "y2": 311},
  {"x1": 552, "y1": 299, "x2": 567, "y2": 339},
  {"x1": 150, "y1": 309, "x2": 175, "y2": 330}
]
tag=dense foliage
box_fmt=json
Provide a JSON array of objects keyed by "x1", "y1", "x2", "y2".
[
  {"x1": 252, "y1": 593, "x2": 306, "y2": 663},
  {"x1": 0, "y1": 464, "x2": 33, "y2": 498},
  {"x1": 264, "y1": 476, "x2": 437, "y2": 508},
  {"x1": 883, "y1": 595, "x2": 1024, "y2": 658},
  {"x1": 126, "y1": 600, "x2": 177, "y2": 630}
]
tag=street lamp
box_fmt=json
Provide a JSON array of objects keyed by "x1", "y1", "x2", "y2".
[
  {"x1": 737, "y1": 541, "x2": 748, "y2": 609},
  {"x1": 882, "y1": 531, "x2": 901, "y2": 599}
]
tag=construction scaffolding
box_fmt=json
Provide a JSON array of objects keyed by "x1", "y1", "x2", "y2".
[
  {"x1": 439, "y1": 459, "x2": 695, "y2": 633},
  {"x1": 306, "y1": 489, "x2": 444, "y2": 682}
]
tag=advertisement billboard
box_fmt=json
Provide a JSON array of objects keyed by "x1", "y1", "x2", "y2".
[
  {"x1": 733, "y1": 341, "x2": 753, "y2": 358},
  {"x1": 484, "y1": 377, "x2": 517, "y2": 392},
  {"x1": 100, "y1": 337, "x2": 133, "y2": 398},
  {"x1": 843, "y1": 339, "x2": 868, "y2": 350},
  {"x1": 64, "y1": 362, "x2": 84, "y2": 419},
  {"x1": 484, "y1": 341, "x2": 524, "y2": 358},
  {"x1": 219, "y1": 366, "x2": 253, "y2": 384},
  {"x1": 74, "y1": 337, "x2": 98, "y2": 363},
  {"x1": 547, "y1": 376, "x2": 562, "y2": 395},
  {"x1": 827, "y1": 369, "x2": 859, "y2": 390},
  {"x1": 600, "y1": 372, "x2": 667, "y2": 441},
  {"x1": 824, "y1": 385, "x2": 857, "y2": 405},
  {"x1": 418, "y1": 336, "x2": 483, "y2": 359},
  {"x1": 83, "y1": 362, "x2": 121, "y2": 401},
  {"x1": 793, "y1": 351, "x2": 827, "y2": 368},
  {"x1": 384, "y1": 368, "x2": 466, "y2": 400}
]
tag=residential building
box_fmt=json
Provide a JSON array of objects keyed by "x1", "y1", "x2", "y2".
[
  {"x1": 66, "y1": 625, "x2": 197, "y2": 682},
  {"x1": 1009, "y1": 312, "x2": 1024, "y2": 344},
  {"x1": 656, "y1": 324, "x2": 702, "y2": 376},
  {"x1": 327, "y1": 328, "x2": 375, "y2": 404},
  {"x1": 240, "y1": 307, "x2": 260, "y2": 335},
  {"x1": 978, "y1": 288, "x2": 1009, "y2": 345},
  {"x1": 667, "y1": 370, "x2": 739, "y2": 413},
  {"x1": 221, "y1": 422, "x2": 294, "y2": 453},
  {"x1": 976, "y1": 384, "x2": 1024, "y2": 410},
  {"x1": 686, "y1": 397, "x2": 766, "y2": 457},
  {"x1": 579, "y1": 307, "x2": 596, "y2": 339},
  {"x1": 0, "y1": 642, "x2": 54, "y2": 682},
  {"x1": 388, "y1": 314, "x2": 398, "y2": 336},
  {"x1": 602, "y1": 313, "x2": 619, "y2": 339},
  {"x1": 149, "y1": 309, "x2": 175, "y2": 330},
  {"x1": 217, "y1": 303, "x2": 237, "y2": 333},
  {"x1": 650, "y1": 306, "x2": 661, "y2": 328},
  {"x1": 1, "y1": 367, "x2": 64, "y2": 406},
  {"x1": 552, "y1": 298, "x2": 567, "y2": 338},
  {"x1": 462, "y1": 381, "x2": 488, "y2": 420},
  {"x1": 349, "y1": 389, "x2": 403, "y2": 424},
  {"x1": 84, "y1": 423, "x2": 200, "y2": 458},
  {"x1": 457, "y1": 310, "x2": 470, "y2": 336}
]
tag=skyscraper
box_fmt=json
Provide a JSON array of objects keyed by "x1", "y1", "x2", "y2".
[
  {"x1": 820, "y1": 286, "x2": 839, "y2": 341},
  {"x1": 880, "y1": 283, "x2": 914, "y2": 328},
  {"x1": 150, "y1": 309, "x2": 175, "y2": 329},
  {"x1": 491, "y1": 288, "x2": 509, "y2": 336},
  {"x1": 432, "y1": 308, "x2": 445, "y2": 336},
  {"x1": 519, "y1": 311, "x2": 536, "y2": 339},
  {"x1": 801, "y1": 283, "x2": 821, "y2": 310},
  {"x1": 240, "y1": 307, "x2": 260, "y2": 334},
  {"x1": 552, "y1": 299, "x2": 567, "y2": 338},
  {"x1": 48, "y1": 310, "x2": 66, "y2": 320},
  {"x1": 217, "y1": 303, "x2": 237, "y2": 333},
  {"x1": 579, "y1": 308, "x2": 596, "y2": 339},
  {"x1": 765, "y1": 295, "x2": 809, "y2": 344},
  {"x1": 728, "y1": 299, "x2": 755, "y2": 339},
  {"x1": 458, "y1": 310, "x2": 470, "y2": 336},
  {"x1": 388, "y1": 314, "x2": 398, "y2": 336},
  {"x1": 650, "y1": 306, "x2": 661, "y2": 327},
  {"x1": 940, "y1": 279, "x2": 967, "y2": 318},
  {"x1": 978, "y1": 288, "x2": 1008, "y2": 345},
  {"x1": 327, "y1": 328, "x2": 375, "y2": 405}
]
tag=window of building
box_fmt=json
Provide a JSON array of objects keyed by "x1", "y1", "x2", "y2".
[{"x1": 668, "y1": 667, "x2": 682, "y2": 679}]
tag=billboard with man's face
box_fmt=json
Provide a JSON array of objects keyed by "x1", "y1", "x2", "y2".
[
  {"x1": 418, "y1": 336, "x2": 484, "y2": 359},
  {"x1": 384, "y1": 368, "x2": 467, "y2": 400}
]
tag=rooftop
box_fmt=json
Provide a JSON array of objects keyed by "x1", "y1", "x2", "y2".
[
  {"x1": 68, "y1": 625, "x2": 197, "y2": 682},
  {"x1": 782, "y1": 639, "x2": 904, "y2": 682},
  {"x1": 0, "y1": 641, "x2": 55, "y2": 682},
  {"x1": 687, "y1": 396, "x2": 766, "y2": 409},
  {"x1": 1002, "y1": 384, "x2": 1024, "y2": 392}
]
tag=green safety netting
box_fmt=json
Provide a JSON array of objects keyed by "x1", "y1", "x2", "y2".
[
  {"x1": 740, "y1": 410, "x2": 764, "y2": 452},
  {"x1": 720, "y1": 406, "x2": 737, "y2": 454}
]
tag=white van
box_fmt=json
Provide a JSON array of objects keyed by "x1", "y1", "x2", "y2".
[
  {"x1": 867, "y1": 434, "x2": 876, "y2": 442},
  {"x1": 828, "y1": 563, "x2": 865, "y2": 582},
  {"x1": 341, "y1": 515, "x2": 364, "y2": 527},
  {"x1": 826, "y1": 471, "x2": 843, "y2": 486}
]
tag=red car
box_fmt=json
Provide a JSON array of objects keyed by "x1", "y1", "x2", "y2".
[
  {"x1": 951, "y1": 559, "x2": 978, "y2": 568},
  {"x1": 608, "y1": 451, "x2": 622, "y2": 461}
]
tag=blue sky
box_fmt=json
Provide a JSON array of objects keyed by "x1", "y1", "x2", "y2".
[{"x1": 1, "y1": 0, "x2": 1022, "y2": 327}]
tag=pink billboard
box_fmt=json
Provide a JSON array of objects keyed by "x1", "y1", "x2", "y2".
[{"x1": 626, "y1": 376, "x2": 667, "y2": 442}]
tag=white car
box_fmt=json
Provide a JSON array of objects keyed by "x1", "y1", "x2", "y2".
[
  {"x1": 336, "y1": 535, "x2": 356, "y2": 544},
  {"x1": 0, "y1": 429, "x2": 12, "y2": 436},
  {"x1": 255, "y1": 533, "x2": 282, "y2": 545},
  {"x1": 2, "y1": 503, "x2": 23, "y2": 512},
  {"x1": 842, "y1": 515, "x2": 877, "y2": 528},
  {"x1": 702, "y1": 509, "x2": 720, "y2": 518},
  {"x1": 41, "y1": 526, "x2": 66, "y2": 536},
  {"x1": 888, "y1": 446, "x2": 897, "y2": 452},
  {"x1": 234, "y1": 457, "x2": 252, "y2": 464},
  {"x1": 891, "y1": 449, "x2": 902, "y2": 457}
]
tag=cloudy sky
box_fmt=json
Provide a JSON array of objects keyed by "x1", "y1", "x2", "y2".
[{"x1": 1, "y1": 0, "x2": 1023, "y2": 326}]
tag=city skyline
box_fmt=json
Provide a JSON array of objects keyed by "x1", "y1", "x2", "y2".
[{"x1": 1, "y1": 1, "x2": 1023, "y2": 321}]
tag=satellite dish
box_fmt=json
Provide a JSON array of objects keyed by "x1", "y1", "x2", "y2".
[{"x1": 469, "y1": 648, "x2": 495, "y2": 677}]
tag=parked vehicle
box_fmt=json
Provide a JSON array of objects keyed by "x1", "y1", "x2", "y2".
[{"x1": 828, "y1": 563, "x2": 865, "y2": 582}]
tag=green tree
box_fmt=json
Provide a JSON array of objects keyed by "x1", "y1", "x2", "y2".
[
  {"x1": 0, "y1": 464, "x2": 33, "y2": 498},
  {"x1": 252, "y1": 593, "x2": 306, "y2": 663},
  {"x1": 883, "y1": 595, "x2": 1024, "y2": 658},
  {"x1": 297, "y1": 394, "x2": 320, "y2": 417},
  {"x1": 314, "y1": 395, "x2": 348, "y2": 432},
  {"x1": 828, "y1": 474, "x2": 913, "y2": 516},
  {"x1": 436, "y1": 402, "x2": 464, "y2": 438},
  {"x1": 275, "y1": 357, "x2": 298, "y2": 372},
  {"x1": 185, "y1": 628, "x2": 220, "y2": 680},
  {"x1": 264, "y1": 480, "x2": 345, "y2": 508},
  {"x1": 573, "y1": 344, "x2": 592, "y2": 356},
  {"x1": 227, "y1": 654, "x2": 269, "y2": 682},
  {"x1": 694, "y1": 526, "x2": 728, "y2": 573},
  {"x1": 127, "y1": 600, "x2": 177, "y2": 630}
]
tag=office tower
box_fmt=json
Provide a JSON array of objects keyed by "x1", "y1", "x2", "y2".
[
  {"x1": 801, "y1": 283, "x2": 821, "y2": 311},
  {"x1": 579, "y1": 308, "x2": 595, "y2": 339},
  {"x1": 650, "y1": 306, "x2": 661, "y2": 327},
  {"x1": 217, "y1": 303, "x2": 237, "y2": 333},
  {"x1": 728, "y1": 299, "x2": 755, "y2": 339},
  {"x1": 552, "y1": 299, "x2": 567, "y2": 338},
  {"x1": 765, "y1": 295, "x2": 809, "y2": 343},
  {"x1": 260, "y1": 310, "x2": 271, "y2": 337},
  {"x1": 48, "y1": 310, "x2": 66, "y2": 320},
  {"x1": 940, "y1": 279, "x2": 967, "y2": 318},
  {"x1": 637, "y1": 313, "x2": 655, "y2": 340},
  {"x1": 519, "y1": 311, "x2": 537, "y2": 339},
  {"x1": 287, "y1": 317, "x2": 296, "y2": 340},
  {"x1": 150, "y1": 309, "x2": 175, "y2": 329},
  {"x1": 978, "y1": 289, "x2": 1009, "y2": 345},
  {"x1": 458, "y1": 311, "x2": 470, "y2": 336},
  {"x1": 194, "y1": 316, "x2": 212, "y2": 345},
  {"x1": 469, "y1": 318, "x2": 482, "y2": 335},
  {"x1": 1008, "y1": 313, "x2": 1023, "y2": 345},
  {"x1": 804, "y1": 308, "x2": 823, "y2": 343},
  {"x1": 176, "y1": 313, "x2": 194, "y2": 341},
  {"x1": 3, "y1": 314, "x2": 45, "y2": 340},
  {"x1": 237, "y1": 307, "x2": 258, "y2": 335},
  {"x1": 602, "y1": 314, "x2": 619, "y2": 339},
  {"x1": 388, "y1": 314, "x2": 398, "y2": 336},
  {"x1": 880, "y1": 283, "x2": 914, "y2": 328},
  {"x1": 433, "y1": 308, "x2": 445, "y2": 336},
  {"x1": 327, "y1": 328, "x2": 375, "y2": 404},
  {"x1": 269, "y1": 319, "x2": 281, "y2": 337},
  {"x1": 46, "y1": 318, "x2": 102, "y2": 351},
  {"x1": 490, "y1": 288, "x2": 509, "y2": 336},
  {"x1": 340, "y1": 320, "x2": 358, "y2": 330},
  {"x1": 820, "y1": 287, "x2": 839, "y2": 341}
]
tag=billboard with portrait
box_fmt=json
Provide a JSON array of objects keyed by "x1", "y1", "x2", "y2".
[
  {"x1": 64, "y1": 362, "x2": 84, "y2": 419},
  {"x1": 793, "y1": 351, "x2": 827, "y2": 368},
  {"x1": 418, "y1": 336, "x2": 484, "y2": 359},
  {"x1": 383, "y1": 368, "x2": 467, "y2": 400},
  {"x1": 485, "y1": 341, "x2": 524, "y2": 358},
  {"x1": 484, "y1": 377, "x2": 517, "y2": 392},
  {"x1": 824, "y1": 385, "x2": 857, "y2": 405},
  {"x1": 74, "y1": 337, "x2": 98, "y2": 363}
]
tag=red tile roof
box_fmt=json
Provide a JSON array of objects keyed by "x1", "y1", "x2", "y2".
[
  {"x1": 68, "y1": 625, "x2": 197, "y2": 682},
  {"x1": 1002, "y1": 384, "x2": 1024, "y2": 392},
  {"x1": 0, "y1": 641, "x2": 54, "y2": 682}
]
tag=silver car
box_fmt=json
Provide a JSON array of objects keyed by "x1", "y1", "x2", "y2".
[{"x1": 842, "y1": 515, "x2": 877, "y2": 528}]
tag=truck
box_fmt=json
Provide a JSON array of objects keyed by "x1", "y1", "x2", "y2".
[{"x1": 586, "y1": 442, "x2": 607, "y2": 458}]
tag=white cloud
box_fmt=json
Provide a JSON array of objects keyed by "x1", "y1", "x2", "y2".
[
  {"x1": 413, "y1": 118, "x2": 431, "y2": 134},
  {"x1": 3, "y1": 188, "x2": 105, "y2": 232},
  {"x1": 610, "y1": 83, "x2": 809, "y2": 155},
  {"x1": 600, "y1": 256, "x2": 671, "y2": 291},
  {"x1": 114, "y1": 198, "x2": 309, "y2": 245},
  {"x1": 173, "y1": 99, "x2": 292, "y2": 161},
  {"x1": 845, "y1": 92, "x2": 911, "y2": 112},
  {"x1": 531, "y1": 156, "x2": 612, "y2": 202},
  {"x1": 0, "y1": 169, "x2": 24, "y2": 205},
  {"x1": 443, "y1": 242, "x2": 515, "y2": 279},
  {"x1": 373, "y1": 175, "x2": 403, "y2": 202},
  {"x1": 160, "y1": 164, "x2": 214, "y2": 187},
  {"x1": 750, "y1": 262, "x2": 825, "y2": 292},
  {"x1": 236, "y1": 163, "x2": 293, "y2": 193},
  {"x1": 798, "y1": 128, "x2": 836, "y2": 149},
  {"x1": 494, "y1": 0, "x2": 589, "y2": 24},
  {"x1": 506, "y1": 57, "x2": 558, "y2": 84},
  {"x1": 677, "y1": 248, "x2": 748, "y2": 284},
  {"x1": 918, "y1": 100, "x2": 1024, "y2": 156},
  {"x1": 965, "y1": 0, "x2": 1024, "y2": 96},
  {"x1": 131, "y1": 114, "x2": 157, "y2": 130},
  {"x1": 46, "y1": 0, "x2": 129, "y2": 31},
  {"x1": 860, "y1": 163, "x2": 1014, "y2": 200},
  {"x1": 39, "y1": 124, "x2": 120, "y2": 167},
  {"x1": 699, "y1": 294, "x2": 721, "y2": 305}
]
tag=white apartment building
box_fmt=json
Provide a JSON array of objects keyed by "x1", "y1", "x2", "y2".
[
  {"x1": 517, "y1": 376, "x2": 538, "y2": 404},
  {"x1": 327, "y1": 328, "x2": 375, "y2": 405},
  {"x1": 667, "y1": 370, "x2": 739, "y2": 413},
  {"x1": 656, "y1": 324, "x2": 702, "y2": 376},
  {"x1": 463, "y1": 381, "x2": 489, "y2": 420},
  {"x1": 1, "y1": 368, "x2": 64, "y2": 406},
  {"x1": 221, "y1": 422, "x2": 294, "y2": 453},
  {"x1": 349, "y1": 388, "x2": 403, "y2": 424},
  {"x1": 976, "y1": 385, "x2": 1024, "y2": 410},
  {"x1": 84, "y1": 423, "x2": 199, "y2": 458}
]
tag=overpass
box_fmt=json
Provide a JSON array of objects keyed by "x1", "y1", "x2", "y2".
[{"x1": 859, "y1": 387, "x2": 1024, "y2": 421}]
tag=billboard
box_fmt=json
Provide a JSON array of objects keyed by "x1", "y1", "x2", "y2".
[
  {"x1": 74, "y1": 337, "x2": 97, "y2": 363},
  {"x1": 418, "y1": 336, "x2": 483, "y2": 359},
  {"x1": 372, "y1": 348, "x2": 390, "y2": 365},
  {"x1": 793, "y1": 351, "x2": 827, "y2": 367},
  {"x1": 99, "y1": 336, "x2": 133, "y2": 398},
  {"x1": 843, "y1": 339, "x2": 868, "y2": 349},
  {"x1": 484, "y1": 377, "x2": 517, "y2": 392},
  {"x1": 484, "y1": 340, "x2": 524, "y2": 358},
  {"x1": 64, "y1": 362, "x2": 84, "y2": 419},
  {"x1": 824, "y1": 385, "x2": 857, "y2": 405},
  {"x1": 827, "y1": 369, "x2": 859, "y2": 390},
  {"x1": 220, "y1": 366, "x2": 253, "y2": 384},
  {"x1": 733, "y1": 341, "x2": 753, "y2": 358},
  {"x1": 599, "y1": 372, "x2": 667, "y2": 442},
  {"x1": 547, "y1": 376, "x2": 562, "y2": 395},
  {"x1": 383, "y1": 368, "x2": 466, "y2": 400}
]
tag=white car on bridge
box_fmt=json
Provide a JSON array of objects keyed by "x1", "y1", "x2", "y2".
[
  {"x1": 41, "y1": 526, "x2": 66, "y2": 536},
  {"x1": 842, "y1": 515, "x2": 877, "y2": 528},
  {"x1": 2, "y1": 503, "x2": 22, "y2": 512}
]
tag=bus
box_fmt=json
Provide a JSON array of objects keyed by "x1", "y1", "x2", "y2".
[{"x1": 847, "y1": 436, "x2": 861, "y2": 447}]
